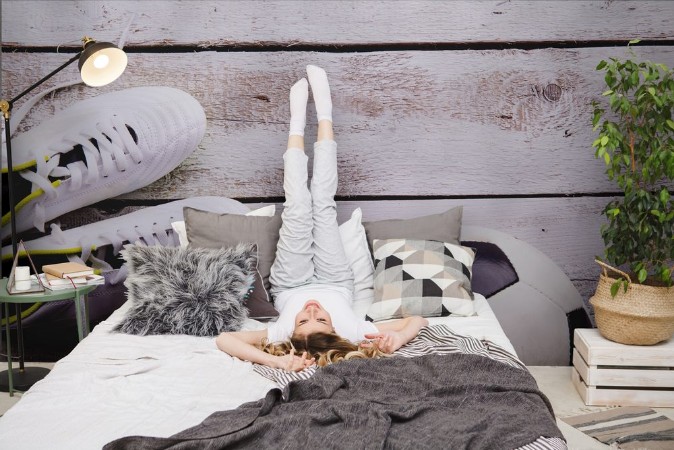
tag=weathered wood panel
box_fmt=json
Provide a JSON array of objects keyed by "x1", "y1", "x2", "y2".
[
  {"x1": 2, "y1": 1, "x2": 673, "y2": 47},
  {"x1": 3, "y1": 47, "x2": 673, "y2": 199}
]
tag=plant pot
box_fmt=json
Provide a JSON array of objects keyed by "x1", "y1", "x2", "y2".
[{"x1": 590, "y1": 261, "x2": 674, "y2": 345}]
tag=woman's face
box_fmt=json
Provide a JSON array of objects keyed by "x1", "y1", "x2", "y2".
[{"x1": 294, "y1": 300, "x2": 334, "y2": 336}]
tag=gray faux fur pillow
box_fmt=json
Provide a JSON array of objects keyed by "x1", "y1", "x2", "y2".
[{"x1": 114, "y1": 243, "x2": 257, "y2": 336}]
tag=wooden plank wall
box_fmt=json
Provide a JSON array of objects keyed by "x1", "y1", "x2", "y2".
[{"x1": 2, "y1": 1, "x2": 674, "y2": 303}]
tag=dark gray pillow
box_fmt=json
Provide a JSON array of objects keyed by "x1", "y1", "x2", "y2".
[
  {"x1": 362, "y1": 206, "x2": 463, "y2": 250},
  {"x1": 114, "y1": 243, "x2": 256, "y2": 336},
  {"x1": 183, "y1": 207, "x2": 282, "y2": 301}
]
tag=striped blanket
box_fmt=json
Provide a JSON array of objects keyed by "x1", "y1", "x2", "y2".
[
  {"x1": 106, "y1": 325, "x2": 567, "y2": 450},
  {"x1": 254, "y1": 324, "x2": 525, "y2": 390}
]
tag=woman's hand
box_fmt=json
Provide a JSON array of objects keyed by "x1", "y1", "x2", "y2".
[
  {"x1": 364, "y1": 316, "x2": 429, "y2": 353},
  {"x1": 366, "y1": 316, "x2": 429, "y2": 353},
  {"x1": 276, "y1": 350, "x2": 315, "y2": 372},
  {"x1": 362, "y1": 331, "x2": 406, "y2": 354}
]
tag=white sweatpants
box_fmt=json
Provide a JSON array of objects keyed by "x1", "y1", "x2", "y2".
[{"x1": 269, "y1": 140, "x2": 354, "y2": 298}]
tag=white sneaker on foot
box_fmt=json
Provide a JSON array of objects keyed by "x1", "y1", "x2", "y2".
[{"x1": 1, "y1": 86, "x2": 207, "y2": 239}]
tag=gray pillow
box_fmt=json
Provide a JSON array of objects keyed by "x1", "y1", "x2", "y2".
[
  {"x1": 362, "y1": 206, "x2": 463, "y2": 249},
  {"x1": 114, "y1": 243, "x2": 257, "y2": 336},
  {"x1": 183, "y1": 207, "x2": 282, "y2": 297}
]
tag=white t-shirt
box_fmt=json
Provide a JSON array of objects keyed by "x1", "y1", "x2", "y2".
[{"x1": 267, "y1": 284, "x2": 378, "y2": 343}]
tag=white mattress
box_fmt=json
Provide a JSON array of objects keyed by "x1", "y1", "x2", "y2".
[{"x1": 0, "y1": 294, "x2": 516, "y2": 450}]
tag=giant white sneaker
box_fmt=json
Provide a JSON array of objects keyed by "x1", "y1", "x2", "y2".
[
  {"x1": 1, "y1": 86, "x2": 206, "y2": 239},
  {"x1": 1, "y1": 197, "x2": 250, "y2": 283}
]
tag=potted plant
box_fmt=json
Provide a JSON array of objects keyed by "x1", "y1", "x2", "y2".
[{"x1": 590, "y1": 40, "x2": 674, "y2": 345}]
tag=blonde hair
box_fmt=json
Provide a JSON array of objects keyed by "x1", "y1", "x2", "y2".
[{"x1": 258, "y1": 332, "x2": 387, "y2": 367}]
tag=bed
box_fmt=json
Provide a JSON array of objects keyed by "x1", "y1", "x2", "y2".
[{"x1": 0, "y1": 198, "x2": 584, "y2": 449}]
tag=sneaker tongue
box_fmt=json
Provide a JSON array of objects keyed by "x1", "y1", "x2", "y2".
[
  {"x1": 1, "y1": 171, "x2": 32, "y2": 217},
  {"x1": 126, "y1": 125, "x2": 138, "y2": 143},
  {"x1": 58, "y1": 142, "x2": 88, "y2": 168}
]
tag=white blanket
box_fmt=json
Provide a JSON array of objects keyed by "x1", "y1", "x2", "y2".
[{"x1": 0, "y1": 294, "x2": 515, "y2": 450}]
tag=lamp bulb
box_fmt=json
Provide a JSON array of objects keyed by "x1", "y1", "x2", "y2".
[{"x1": 93, "y1": 54, "x2": 110, "y2": 69}]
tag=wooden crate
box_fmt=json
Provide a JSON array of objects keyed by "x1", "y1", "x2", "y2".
[{"x1": 572, "y1": 328, "x2": 674, "y2": 407}]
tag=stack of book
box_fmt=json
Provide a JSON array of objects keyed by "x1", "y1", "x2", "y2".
[{"x1": 40, "y1": 262, "x2": 105, "y2": 290}]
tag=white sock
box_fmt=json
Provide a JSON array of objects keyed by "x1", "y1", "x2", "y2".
[
  {"x1": 289, "y1": 78, "x2": 308, "y2": 136},
  {"x1": 306, "y1": 65, "x2": 332, "y2": 122}
]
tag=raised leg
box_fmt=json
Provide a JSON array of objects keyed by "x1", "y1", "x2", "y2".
[
  {"x1": 307, "y1": 66, "x2": 353, "y2": 292},
  {"x1": 270, "y1": 79, "x2": 315, "y2": 297}
]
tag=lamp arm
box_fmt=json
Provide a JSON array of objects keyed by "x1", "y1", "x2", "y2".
[{"x1": 5, "y1": 51, "x2": 82, "y2": 109}]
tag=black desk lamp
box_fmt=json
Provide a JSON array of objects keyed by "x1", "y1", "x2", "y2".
[{"x1": 0, "y1": 37, "x2": 127, "y2": 391}]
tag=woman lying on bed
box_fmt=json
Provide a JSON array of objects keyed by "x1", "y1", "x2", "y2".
[{"x1": 216, "y1": 65, "x2": 427, "y2": 372}]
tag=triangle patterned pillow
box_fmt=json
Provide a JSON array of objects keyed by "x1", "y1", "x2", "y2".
[{"x1": 366, "y1": 239, "x2": 476, "y2": 322}]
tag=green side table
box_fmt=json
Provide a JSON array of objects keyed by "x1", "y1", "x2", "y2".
[{"x1": 0, "y1": 278, "x2": 98, "y2": 396}]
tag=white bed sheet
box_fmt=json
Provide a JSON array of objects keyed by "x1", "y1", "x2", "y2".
[{"x1": 0, "y1": 293, "x2": 516, "y2": 450}]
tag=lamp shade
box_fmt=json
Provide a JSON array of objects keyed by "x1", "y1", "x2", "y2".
[{"x1": 78, "y1": 40, "x2": 127, "y2": 87}]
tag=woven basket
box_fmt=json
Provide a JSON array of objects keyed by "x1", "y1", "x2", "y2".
[{"x1": 590, "y1": 260, "x2": 674, "y2": 345}]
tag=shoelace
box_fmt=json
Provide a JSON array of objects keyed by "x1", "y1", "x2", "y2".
[
  {"x1": 49, "y1": 220, "x2": 180, "y2": 285},
  {"x1": 18, "y1": 118, "x2": 142, "y2": 232}
]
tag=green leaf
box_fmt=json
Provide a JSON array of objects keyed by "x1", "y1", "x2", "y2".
[
  {"x1": 628, "y1": 39, "x2": 641, "y2": 45},
  {"x1": 602, "y1": 89, "x2": 614, "y2": 96},
  {"x1": 660, "y1": 189, "x2": 670, "y2": 204},
  {"x1": 648, "y1": 87, "x2": 656, "y2": 96},
  {"x1": 600, "y1": 136, "x2": 609, "y2": 146},
  {"x1": 638, "y1": 268, "x2": 648, "y2": 283},
  {"x1": 603, "y1": 152, "x2": 610, "y2": 165},
  {"x1": 596, "y1": 60, "x2": 607, "y2": 70},
  {"x1": 667, "y1": 119, "x2": 674, "y2": 130},
  {"x1": 610, "y1": 281, "x2": 620, "y2": 297}
]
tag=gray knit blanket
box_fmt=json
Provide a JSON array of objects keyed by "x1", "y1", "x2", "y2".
[{"x1": 106, "y1": 327, "x2": 565, "y2": 450}]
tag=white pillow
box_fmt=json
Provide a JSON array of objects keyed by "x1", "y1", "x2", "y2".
[
  {"x1": 338, "y1": 208, "x2": 375, "y2": 318},
  {"x1": 172, "y1": 205, "x2": 276, "y2": 248},
  {"x1": 244, "y1": 205, "x2": 276, "y2": 217}
]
